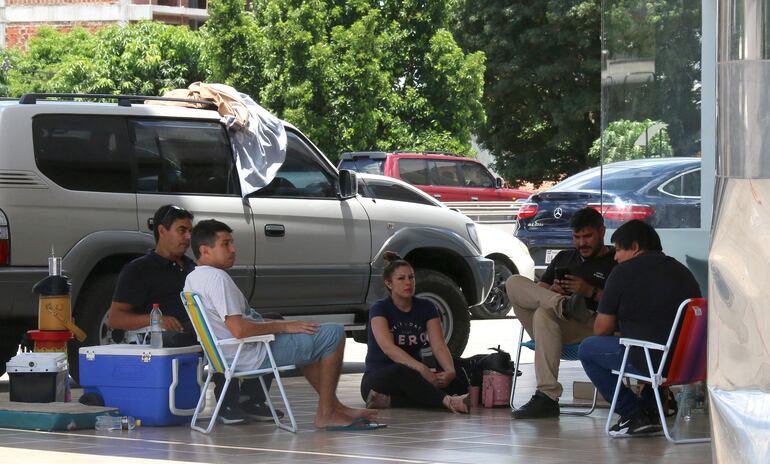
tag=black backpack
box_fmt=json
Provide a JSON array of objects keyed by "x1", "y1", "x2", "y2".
[{"x1": 458, "y1": 345, "x2": 518, "y2": 387}]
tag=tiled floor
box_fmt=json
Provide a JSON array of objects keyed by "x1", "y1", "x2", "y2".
[{"x1": 0, "y1": 363, "x2": 712, "y2": 464}]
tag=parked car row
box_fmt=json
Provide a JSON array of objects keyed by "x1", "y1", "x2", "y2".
[
  {"x1": 514, "y1": 157, "x2": 702, "y2": 273},
  {"x1": 339, "y1": 151, "x2": 531, "y2": 202}
]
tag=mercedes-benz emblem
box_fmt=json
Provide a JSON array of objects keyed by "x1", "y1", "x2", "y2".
[{"x1": 553, "y1": 207, "x2": 563, "y2": 219}]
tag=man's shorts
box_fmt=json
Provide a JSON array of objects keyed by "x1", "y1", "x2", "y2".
[{"x1": 258, "y1": 323, "x2": 344, "y2": 369}]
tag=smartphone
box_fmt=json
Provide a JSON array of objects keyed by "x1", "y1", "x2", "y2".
[{"x1": 554, "y1": 267, "x2": 569, "y2": 281}]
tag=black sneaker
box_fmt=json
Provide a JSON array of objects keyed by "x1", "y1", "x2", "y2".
[
  {"x1": 216, "y1": 404, "x2": 249, "y2": 425},
  {"x1": 240, "y1": 400, "x2": 284, "y2": 422},
  {"x1": 560, "y1": 294, "x2": 594, "y2": 323},
  {"x1": 512, "y1": 391, "x2": 560, "y2": 419},
  {"x1": 609, "y1": 411, "x2": 662, "y2": 438}
]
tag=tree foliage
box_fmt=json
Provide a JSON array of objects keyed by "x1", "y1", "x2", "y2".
[
  {"x1": 3, "y1": 22, "x2": 208, "y2": 96},
  {"x1": 453, "y1": 0, "x2": 601, "y2": 186},
  {"x1": 588, "y1": 119, "x2": 672, "y2": 163},
  {"x1": 203, "y1": 0, "x2": 486, "y2": 160}
]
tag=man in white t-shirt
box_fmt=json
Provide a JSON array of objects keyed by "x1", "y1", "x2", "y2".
[{"x1": 184, "y1": 219, "x2": 379, "y2": 430}]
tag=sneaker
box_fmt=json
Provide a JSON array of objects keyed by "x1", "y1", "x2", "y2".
[
  {"x1": 560, "y1": 293, "x2": 594, "y2": 323},
  {"x1": 216, "y1": 404, "x2": 249, "y2": 425},
  {"x1": 240, "y1": 400, "x2": 284, "y2": 422},
  {"x1": 609, "y1": 411, "x2": 663, "y2": 438},
  {"x1": 512, "y1": 391, "x2": 560, "y2": 419}
]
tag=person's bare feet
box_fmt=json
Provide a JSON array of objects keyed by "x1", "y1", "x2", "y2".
[
  {"x1": 443, "y1": 394, "x2": 470, "y2": 414},
  {"x1": 338, "y1": 402, "x2": 379, "y2": 420},
  {"x1": 365, "y1": 390, "x2": 391, "y2": 409},
  {"x1": 314, "y1": 409, "x2": 358, "y2": 429}
]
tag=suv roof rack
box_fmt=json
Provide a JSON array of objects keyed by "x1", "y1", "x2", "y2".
[
  {"x1": 391, "y1": 150, "x2": 461, "y2": 157},
  {"x1": 18, "y1": 93, "x2": 219, "y2": 110},
  {"x1": 340, "y1": 151, "x2": 388, "y2": 159}
]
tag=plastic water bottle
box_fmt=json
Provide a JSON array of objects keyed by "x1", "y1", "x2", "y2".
[
  {"x1": 680, "y1": 385, "x2": 695, "y2": 422},
  {"x1": 150, "y1": 303, "x2": 163, "y2": 348},
  {"x1": 94, "y1": 415, "x2": 140, "y2": 431}
]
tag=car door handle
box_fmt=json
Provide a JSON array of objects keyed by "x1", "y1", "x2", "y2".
[
  {"x1": 147, "y1": 217, "x2": 155, "y2": 230},
  {"x1": 264, "y1": 224, "x2": 285, "y2": 237},
  {"x1": 471, "y1": 196, "x2": 479, "y2": 201},
  {"x1": 433, "y1": 194, "x2": 442, "y2": 199}
]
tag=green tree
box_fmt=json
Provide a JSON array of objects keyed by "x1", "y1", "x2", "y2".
[
  {"x1": 588, "y1": 119, "x2": 673, "y2": 163},
  {"x1": 453, "y1": 0, "x2": 601, "y2": 186},
  {"x1": 203, "y1": 0, "x2": 486, "y2": 161},
  {"x1": 4, "y1": 22, "x2": 207, "y2": 96}
]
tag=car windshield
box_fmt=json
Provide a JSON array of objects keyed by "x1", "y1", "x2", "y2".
[
  {"x1": 550, "y1": 164, "x2": 661, "y2": 193},
  {"x1": 339, "y1": 158, "x2": 384, "y2": 174}
]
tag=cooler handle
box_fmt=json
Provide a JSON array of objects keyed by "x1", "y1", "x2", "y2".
[{"x1": 169, "y1": 357, "x2": 205, "y2": 416}]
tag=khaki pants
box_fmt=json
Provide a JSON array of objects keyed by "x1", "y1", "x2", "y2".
[{"x1": 505, "y1": 275, "x2": 595, "y2": 401}]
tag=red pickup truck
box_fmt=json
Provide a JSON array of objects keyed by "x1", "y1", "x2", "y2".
[{"x1": 338, "y1": 151, "x2": 531, "y2": 202}]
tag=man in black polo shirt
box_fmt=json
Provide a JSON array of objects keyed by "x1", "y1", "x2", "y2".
[
  {"x1": 506, "y1": 207, "x2": 616, "y2": 418},
  {"x1": 579, "y1": 220, "x2": 701, "y2": 437},
  {"x1": 108, "y1": 205, "x2": 279, "y2": 424}
]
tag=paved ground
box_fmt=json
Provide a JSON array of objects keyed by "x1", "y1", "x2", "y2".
[{"x1": 0, "y1": 318, "x2": 712, "y2": 463}]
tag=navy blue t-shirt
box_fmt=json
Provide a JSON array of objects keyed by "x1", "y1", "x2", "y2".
[{"x1": 364, "y1": 296, "x2": 439, "y2": 372}]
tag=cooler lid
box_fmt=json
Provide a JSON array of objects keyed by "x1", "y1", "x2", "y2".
[
  {"x1": 7, "y1": 352, "x2": 68, "y2": 373},
  {"x1": 78, "y1": 344, "x2": 202, "y2": 357}
]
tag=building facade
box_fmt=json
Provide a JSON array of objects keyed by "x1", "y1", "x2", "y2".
[{"x1": 0, "y1": 0, "x2": 208, "y2": 48}]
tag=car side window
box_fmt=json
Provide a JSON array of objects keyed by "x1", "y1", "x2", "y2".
[
  {"x1": 462, "y1": 161, "x2": 495, "y2": 188},
  {"x1": 251, "y1": 132, "x2": 336, "y2": 198},
  {"x1": 33, "y1": 115, "x2": 132, "y2": 193},
  {"x1": 660, "y1": 169, "x2": 701, "y2": 198},
  {"x1": 362, "y1": 180, "x2": 437, "y2": 206},
  {"x1": 429, "y1": 160, "x2": 462, "y2": 187},
  {"x1": 131, "y1": 119, "x2": 238, "y2": 195},
  {"x1": 398, "y1": 159, "x2": 429, "y2": 185}
]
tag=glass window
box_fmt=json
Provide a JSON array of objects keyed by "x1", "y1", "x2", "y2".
[
  {"x1": 252, "y1": 132, "x2": 337, "y2": 198},
  {"x1": 461, "y1": 161, "x2": 495, "y2": 188},
  {"x1": 131, "y1": 119, "x2": 237, "y2": 195},
  {"x1": 552, "y1": 165, "x2": 660, "y2": 193},
  {"x1": 362, "y1": 179, "x2": 437, "y2": 206},
  {"x1": 33, "y1": 115, "x2": 131, "y2": 192},
  {"x1": 398, "y1": 158, "x2": 429, "y2": 185},
  {"x1": 660, "y1": 169, "x2": 701, "y2": 198},
  {"x1": 601, "y1": 0, "x2": 702, "y2": 227},
  {"x1": 429, "y1": 160, "x2": 462, "y2": 186},
  {"x1": 339, "y1": 158, "x2": 385, "y2": 174}
]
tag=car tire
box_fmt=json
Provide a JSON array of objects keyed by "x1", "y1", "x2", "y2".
[
  {"x1": 470, "y1": 259, "x2": 515, "y2": 319},
  {"x1": 414, "y1": 268, "x2": 470, "y2": 357},
  {"x1": 69, "y1": 272, "x2": 119, "y2": 383}
]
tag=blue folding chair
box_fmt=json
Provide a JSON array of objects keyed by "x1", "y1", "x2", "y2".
[{"x1": 509, "y1": 325, "x2": 598, "y2": 415}]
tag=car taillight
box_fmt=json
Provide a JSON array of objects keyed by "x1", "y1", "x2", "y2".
[
  {"x1": 588, "y1": 203, "x2": 654, "y2": 221},
  {"x1": 0, "y1": 209, "x2": 8, "y2": 265},
  {"x1": 517, "y1": 203, "x2": 539, "y2": 219}
]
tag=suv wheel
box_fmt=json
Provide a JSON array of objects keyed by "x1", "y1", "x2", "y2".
[
  {"x1": 471, "y1": 259, "x2": 514, "y2": 319},
  {"x1": 69, "y1": 272, "x2": 118, "y2": 382},
  {"x1": 414, "y1": 268, "x2": 470, "y2": 356}
]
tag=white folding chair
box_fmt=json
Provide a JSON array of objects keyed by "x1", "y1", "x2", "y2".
[
  {"x1": 180, "y1": 291, "x2": 297, "y2": 434},
  {"x1": 606, "y1": 297, "x2": 710, "y2": 444}
]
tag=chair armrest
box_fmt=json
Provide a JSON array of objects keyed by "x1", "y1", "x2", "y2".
[
  {"x1": 618, "y1": 337, "x2": 666, "y2": 351},
  {"x1": 217, "y1": 335, "x2": 276, "y2": 346}
]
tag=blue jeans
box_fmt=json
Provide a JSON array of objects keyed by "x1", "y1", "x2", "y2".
[{"x1": 578, "y1": 336, "x2": 657, "y2": 418}]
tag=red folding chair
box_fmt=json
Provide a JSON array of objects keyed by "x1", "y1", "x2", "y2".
[{"x1": 606, "y1": 297, "x2": 710, "y2": 444}]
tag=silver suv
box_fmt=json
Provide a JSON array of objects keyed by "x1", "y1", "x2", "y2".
[{"x1": 0, "y1": 93, "x2": 494, "y2": 375}]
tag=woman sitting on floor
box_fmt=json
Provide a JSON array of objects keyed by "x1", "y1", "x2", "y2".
[{"x1": 361, "y1": 252, "x2": 470, "y2": 413}]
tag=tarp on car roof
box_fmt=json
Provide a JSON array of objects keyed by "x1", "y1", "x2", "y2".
[{"x1": 147, "y1": 82, "x2": 286, "y2": 198}]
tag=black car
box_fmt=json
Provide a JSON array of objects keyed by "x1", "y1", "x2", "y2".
[{"x1": 514, "y1": 157, "x2": 701, "y2": 274}]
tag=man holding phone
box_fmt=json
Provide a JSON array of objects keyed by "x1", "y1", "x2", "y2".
[{"x1": 505, "y1": 207, "x2": 616, "y2": 419}]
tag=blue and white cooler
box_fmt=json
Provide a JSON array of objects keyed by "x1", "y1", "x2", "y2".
[{"x1": 79, "y1": 344, "x2": 203, "y2": 426}]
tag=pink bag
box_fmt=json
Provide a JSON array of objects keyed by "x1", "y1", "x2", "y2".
[{"x1": 482, "y1": 370, "x2": 512, "y2": 408}]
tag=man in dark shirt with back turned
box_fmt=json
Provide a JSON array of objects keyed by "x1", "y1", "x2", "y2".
[
  {"x1": 108, "y1": 205, "x2": 280, "y2": 424},
  {"x1": 579, "y1": 219, "x2": 701, "y2": 437},
  {"x1": 505, "y1": 207, "x2": 616, "y2": 418}
]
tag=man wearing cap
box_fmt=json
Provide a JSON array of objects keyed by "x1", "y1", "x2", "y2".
[{"x1": 107, "y1": 204, "x2": 279, "y2": 424}]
